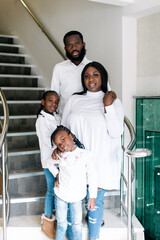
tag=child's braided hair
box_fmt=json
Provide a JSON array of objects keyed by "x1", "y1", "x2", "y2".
[{"x1": 51, "y1": 125, "x2": 85, "y2": 149}]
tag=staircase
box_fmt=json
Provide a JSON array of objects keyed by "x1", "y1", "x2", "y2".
[
  {"x1": 0, "y1": 34, "x2": 46, "y2": 217},
  {"x1": 0, "y1": 34, "x2": 145, "y2": 240}
]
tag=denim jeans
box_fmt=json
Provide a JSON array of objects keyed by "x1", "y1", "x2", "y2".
[
  {"x1": 55, "y1": 195, "x2": 82, "y2": 240},
  {"x1": 43, "y1": 168, "x2": 56, "y2": 216},
  {"x1": 86, "y1": 188, "x2": 106, "y2": 239}
]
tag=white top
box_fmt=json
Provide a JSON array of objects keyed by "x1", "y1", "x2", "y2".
[
  {"x1": 61, "y1": 91, "x2": 124, "y2": 190},
  {"x1": 51, "y1": 57, "x2": 91, "y2": 115},
  {"x1": 49, "y1": 147, "x2": 97, "y2": 203},
  {"x1": 35, "y1": 110, "x2": 61, "y2": 168},
  {"x1": 51, "y1": 57, "x2": 111, "y2": 115}
]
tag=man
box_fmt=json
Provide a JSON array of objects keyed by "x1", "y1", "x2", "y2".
[{"x1": 51, "y1": 30, "x2": 91, "y2": 115}]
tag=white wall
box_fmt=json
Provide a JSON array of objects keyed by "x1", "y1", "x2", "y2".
[
  {"x1": 137, "y1": 12, "x2": 160, "y2": 96},
  {"x1": 122, "y1": 17, "x2": 137, "y2": 126},
  {"x1": 0, "y1": 0, "x2": 123, "y2": 97}
]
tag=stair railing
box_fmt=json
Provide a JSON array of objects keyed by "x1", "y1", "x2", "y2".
[
  {"x1": 0, "y1": 88, "x2": 10, "y2": 240},
  {"x1": 121, "y1": 116, "x2": 151, "y2": 240},
  {"x1": 18, "y1": 0, "x2": 66, "y2": 60}
]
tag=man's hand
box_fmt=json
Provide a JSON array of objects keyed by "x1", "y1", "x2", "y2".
[{"x1": 87, "y1": 198, "x2": 96, "y2": 210}]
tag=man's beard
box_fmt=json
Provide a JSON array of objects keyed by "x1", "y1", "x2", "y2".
[{"x1": 66, "y1": 46, "x2": 86, "y2": 63}]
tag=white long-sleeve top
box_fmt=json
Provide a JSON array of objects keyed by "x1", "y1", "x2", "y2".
[
  {"x1": 49, "y1": 147, "x2": 97, "y2": 203},
  {"x1": 61, "y1": 91, "x2": 124, "y2": 190},
  {"x1": 35, "y1": 110, "x2": 61, "y2": 168},
  {"x1": 51, "y1": 57, "x2": 91, "y2": 115},
  {"x1": 51, "y1": 58, "x2": 111, "y2": 115}
]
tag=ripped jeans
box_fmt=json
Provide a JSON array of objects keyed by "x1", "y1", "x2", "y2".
[
  {"x1": 55, "y1": 195, "x2": 82, "y2": 240},
  {"x1": 86, "y1": 188, "x2": 106, "y2": 239}
]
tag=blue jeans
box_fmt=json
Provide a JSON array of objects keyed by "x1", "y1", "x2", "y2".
[
  {"x1": 86, "y1": 188, "x2": 106, "y2": 239},
  {"x1": 43, "y1": 168, "x2": 56, "y2": 216},
  {"x1": 55, "y1": 195, "x2": 82, "y2": 240}
]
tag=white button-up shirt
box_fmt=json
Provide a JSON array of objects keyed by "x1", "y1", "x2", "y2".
[
  {"x1": 49, "y1": 147, "x2": 97, "y2": 203},
  {"x1": 51, "y1": 57, "x2": 91, "y2": 115}
]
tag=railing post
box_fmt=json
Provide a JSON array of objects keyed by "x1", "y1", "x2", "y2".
[
  {"x1": 2, "y1": 143, "x2": 7, "y2": 240},
  {"x1": 127, "y1": 154, "x2": 132, "y2": 240},
  {"x1": 126, "y1": 148, "x2": 152, "y2": 240}
]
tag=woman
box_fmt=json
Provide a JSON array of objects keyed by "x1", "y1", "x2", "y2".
[{"x1": 59, "y1": 61, "x2": 124, "y2": 240}]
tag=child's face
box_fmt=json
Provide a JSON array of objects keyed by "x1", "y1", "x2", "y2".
[
  {"x1": 84, "y1": 66, "x2": 102, "y2": 92},
  {"x1": 54, "y1": 130, "x2": 75, "y2": 152},
  {"x1": 41, "y1": 93, "x2": 59, "y2": 114}
]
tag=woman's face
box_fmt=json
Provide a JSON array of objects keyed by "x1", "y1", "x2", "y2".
[{"x1": 84, "y1": 67, "x2": 102, "y2": 92}]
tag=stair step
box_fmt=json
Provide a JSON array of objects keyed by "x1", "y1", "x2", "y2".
[
  {"x1": 0, "y1": 193, "x2": 45, "y2": 217},
  {"x1": 8, "y1": 151, "x2": 41, "y2": 171},
  {"x1": 0, "y1": 209, "x2": 145, "y2": 240},
  {"x1": 0, "y1": 43, "x2": 22, "y2": 54},
  {"x1": 9, "y1": 168, "x2": 44, "y2": 179},
  {"x1": 0, "y1": 35, "x2": 14, "y2": 44},
  {"x1": 0, "y1": 101, "x2": 40, "y2": 115},
  {"x1": 0, "y1": 53, "x2": 25, "y2": 64},
  {"x1": 9, "y1": 171, "x2": 46, "y2": 195},
  {"x1": 0, "y1": 63, "x2": 32, "y2": 75},
  {"x1": 1, "y1": 87, "x2": 45, "y2": 100},
  {"x1": 7, "y1": 131, "x2": 36, "y2": 137},
  {"x1": 0, "y1": 75, "x2": 38, "y2": 87},
  {"x1": 0, "y1": 115, "x2": 37, "y2": 132},
  {"x1": 7, "y1": 132, "x2": 39, "y2": 150},
  {"x1": 7, "y1": 148, "x2": 40, "y2": 157}
]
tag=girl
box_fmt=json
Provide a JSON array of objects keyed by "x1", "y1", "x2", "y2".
[
  {"x1": 50, "y1": 125, "x2": 97, "y2": 240},
  {"x1": 59, "y1": 61, "x2": 124, "y2": 240},
  {"x1": 36, "y1": 90, "x2": 60, "y2": 239}
]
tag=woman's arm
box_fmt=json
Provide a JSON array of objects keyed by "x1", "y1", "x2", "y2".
[{"x1": 103, "y1": 93, "x2": 124, "y2": 137}]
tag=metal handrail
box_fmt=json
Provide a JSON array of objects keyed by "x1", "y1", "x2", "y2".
[
  {"x1": 18, "y1": 0, "x2": 66, "y2": 60},
  {"x1": 126, "y1": 148, "x2": 151, "y2": 240},
  {"x1": 121, "y1": 115, "x2": 151, "y2": 240},
  {"x1": 124, "y1": 116, "x2": 136, "y2": 151},
  {"x1": 0, "y1": 88, "x2": 10, "y2": 240}
]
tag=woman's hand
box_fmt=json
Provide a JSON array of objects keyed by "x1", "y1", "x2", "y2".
[
  {"x1": 52, "y1": 147, "x2": 62, "y2": 160},
  {"x1": 103, "y1": 90, "x2": 117, "y2": 107},
  {"x1": 54, "y1": 173, "x2": 59, "y2": 187},
  {"x1": 87, "y1": 198, "x2": 96, "y2": 210}
]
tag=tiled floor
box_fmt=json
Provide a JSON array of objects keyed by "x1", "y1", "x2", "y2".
[{"x1": 0, "y1": 208, "x2": 144, "y2": 240}]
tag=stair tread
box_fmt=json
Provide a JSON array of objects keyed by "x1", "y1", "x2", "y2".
[
  {"x1": 9, "y1": 167, "x2": 43, "y2": 175},
  {"x1": 7, "y1": 147, "x2": 40, "y2": 156},
  {"x1": 7, "y1": 131, "x2": 36, "y2": 136},
  {"x1": 0, "y1": 100, "x2": 41, "y2": 104},
  {"x1": 0, "y1": 52, "x2": 29, "y2": 57},
  {"x1": 0, "y1": 34, "x2": 17, "y2": 38},
  {"x1": 0, "y1": 74, "x2": 39, "y2": 78},
  {"x1": 1, "y1": 87, "x2": 45, "y2": 90},
  {"x1": 9, "y1": 168, "x2": 44, "y2": 180},
  {"x1": 0, "y1": 43, "x2": 23, "y2": 48},
  {"x1": 0, "y1": 209, "x2": 144, "y2": 231},
  {"x1": 0, "y1": 192, "x2": 45, "y2": 204},
  {"x1": 1, "y1": 115, "x2": 37, "y2": 119},
  {"x1": 0, "y1": 63, "x2": 34, "y2": 67}
]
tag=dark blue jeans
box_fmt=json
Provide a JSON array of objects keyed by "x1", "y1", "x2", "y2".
[{"x1": 43, "y1": 168, "x2": 56, "y2": 216}]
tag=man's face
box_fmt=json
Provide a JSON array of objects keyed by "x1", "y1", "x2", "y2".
[{"x1": 64, "y1": 34, "x2": 86, "y2": 63}]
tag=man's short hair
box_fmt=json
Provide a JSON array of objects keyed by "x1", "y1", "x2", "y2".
[{"x1": 63, "y1": 31, "x2": 84, "y2": 45}]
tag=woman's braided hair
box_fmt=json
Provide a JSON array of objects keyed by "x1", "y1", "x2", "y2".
[{"x1": 51, "y1": 125, "x2": 85, "y2": 149}]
